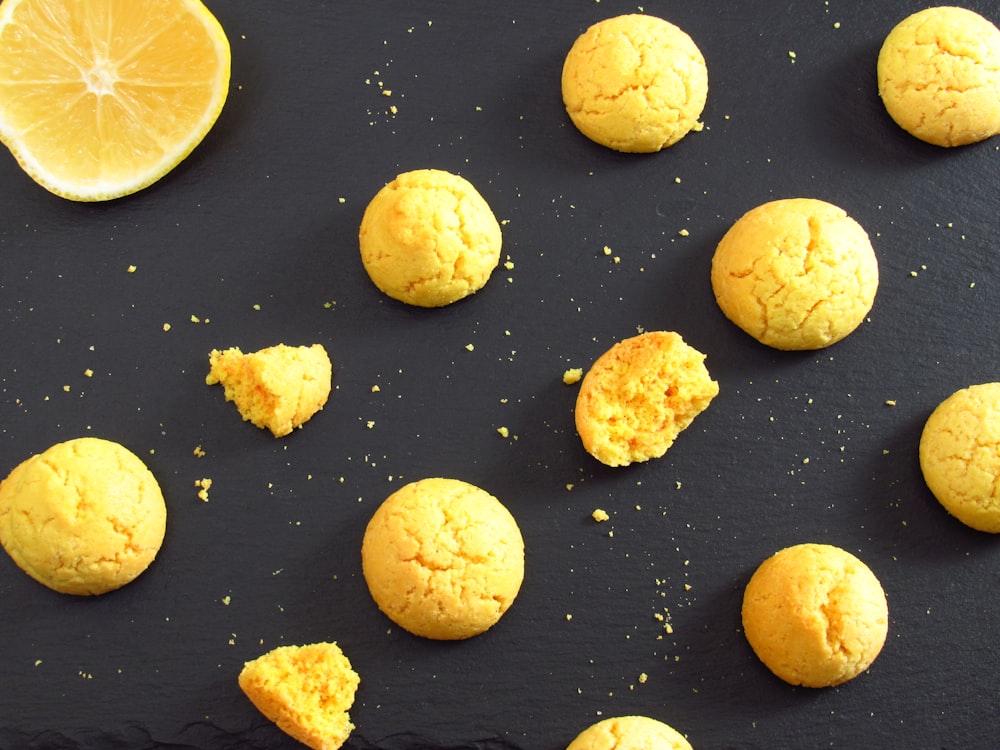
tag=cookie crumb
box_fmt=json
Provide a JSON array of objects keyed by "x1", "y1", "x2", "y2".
[
  {"x1": 195, "y1": 477, "x2": 213, "y2": 502},
  {"x1": 563, "y1": 367, "x2": 583, "y2": 385},
  {"x1": 592, "y1": 508, "x2": 610, "y2": 522}
]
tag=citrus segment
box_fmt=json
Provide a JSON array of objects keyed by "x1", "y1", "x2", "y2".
[{"x1": 0, "y1": 0, "x2": 231, "y2": 201}]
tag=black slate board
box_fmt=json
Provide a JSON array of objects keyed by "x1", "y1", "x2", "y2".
[{"x1": 1, "y1": 1, "x2": 999, "y2": 748}]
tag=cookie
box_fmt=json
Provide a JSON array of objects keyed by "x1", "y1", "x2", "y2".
[
  {"x1": 358, "y1": 169, "x2": 502, "y2": 307},
  {"x1": 574, "y1": 331, "x2": 718, "y2": 467},
  {"x1": 361, "y1": 477, "x2": 524, "y2": 640},
  {"x1": 741, "y1": 543, "x2": 889, "y2": 688},
  {"x1": 561, "y1": 14, "x2": 708, "y2": 152},
  {"x1": 206, "y1": 343, "x2": 332, "y2": 438},
  {"x1": 0, "y1": 437, "x2": 166, "y2": 595},
  {"x1": 239, "y1": 642, "x2": 359, "y2": 750},
  {"x1": 919, "y1": 382, "x2": 1000, "y2": 533},
  {"x1": 711, "y1": 198, "x2": 879, "y2": 350},
  {"x1": 877, "y1": 6, "x2": 1000, "y2": 147},
  {"x1": 566, "y1": 715, "x2": 692, "y2": 750}
]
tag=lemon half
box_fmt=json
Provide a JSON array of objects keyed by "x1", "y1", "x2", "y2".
[{"x1": 0, "y1": 0, "x2": 231, "y2": 201}]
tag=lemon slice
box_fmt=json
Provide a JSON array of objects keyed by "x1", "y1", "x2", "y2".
[{"x1": 0, "y1": 0, "x2": 231, "y2": 201}]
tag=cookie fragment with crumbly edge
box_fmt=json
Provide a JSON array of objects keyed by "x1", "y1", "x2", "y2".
[
  {"x1": 239, "y1": 642, "x2": 359, "y2": 750},
  {"x1": 206, "y1": 343, "x2": 332, "y2": 437},
  {"x1": 574, "y1": 331, "x2": 718, "y2": 467},
  {"x1": 919, "y1": 382, "x2": 1000, "y2": 533},
  {"x1": 877, "y1": 6, "x2": 1000, "y2": 147}
]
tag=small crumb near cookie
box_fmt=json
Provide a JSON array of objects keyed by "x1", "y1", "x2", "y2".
[
  {"x1": 563, "y1": 367, "x2": 583, "y2": 385},
  {"x1": 195, "y1": 478, "x2": 212, "y2": 502},
  {"x1": 206, "y1": 344, "x2": 332, "y2": 438},
  {"x1": 239, "y1": 642, "x2": 359, "y2": 750}
]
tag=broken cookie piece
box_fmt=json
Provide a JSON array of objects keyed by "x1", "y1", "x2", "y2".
[{"x1": 206, "y1": 343, "x2": 332, "y2": 437}]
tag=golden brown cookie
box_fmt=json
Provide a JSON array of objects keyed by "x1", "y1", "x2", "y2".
[
  {"x1": 359, "y1": 169, "x2": 502, "y2": 307},
  {"x1": 239, "y1": 642, "x2": 359, "y2": 750},
  {"x1": 711, "y1": 198, "x2": 879, "y2": 350},
  {"x1": 877, "y1": 6, "x2": 1000, "y2": 147},
  {"x1": 206, "y1": 343, "x2": 332, "y2": 438},
  {"x1": 574, "y1": 331, "x2": 718, "y2": 467},
  {"x1": 741, "y1": 543, "x2": 889, "y2": 688},
  {"x1": 0, "y1": 437, "x2": 166, "y2": 595},
  {"x1": 361, "y1": 477, "x2": 524, "y2": 640},
  {"x1": 566, "y1": 715, "x2": 692, "y2": 750},
  {"x1": 561, "y1": 14, "x2": 708, "y2": 152},
  {"x1": 919, "y1": 382, "x2": 1000, "y2": 533}
]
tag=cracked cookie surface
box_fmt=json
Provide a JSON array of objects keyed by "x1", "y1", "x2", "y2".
[
  {"x1": 919, "y1": 382, "x2": 1000, "y2": 533},
  {"x1": 0, "y1": 437, "x2": 166, "y2": 595},
  {"x1": 566, "y1": 715, "x2": 693, "y2": 750},
  {"x1": 877, "y1": 6, "x2": 1000, "y2": 147},
  {"x1": 561, "y1": 13, "x2": 707, "y2": 153},
  {"x1": 361, "y1": 477, "x2": 524, "y2": 640},
  {"x1": 711, "y1": 198, "x2": 879, "y2": 351},
  {"x1": 359, "y1": 169, "x2": 502, "y2": 307},
  {"x1": 741, "y1": 543, "x2": 888, "y2": 688}
]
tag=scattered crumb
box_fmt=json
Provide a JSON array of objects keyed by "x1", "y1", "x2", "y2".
[
  {"x1": 221, "y1": 595, "x2": 231, "y2": 605},
  {"x1": 565, "y1": 614, "x2": 573, "y2": 621},
  {"x1": 592, "y1": 508, "x2": 610, "y2": 522},
  {"x1": 465, "y1": 343, "x2": 475, "y2": 352},
  {"x1": 127, "y1": 264, "x2": 137, "y2": 273},
  {"x1": 563, "y1": 368, "x2": 583, "y2": 385},
  {"x1": 885, "y1": 400, "x2": 897, "y2": 407},
  {"x1": 678, "y1": 228, "x2": 690, "y2": 237},
  {"x1": 195, "y1": 477, "x2": 213, "y2": 502},
  {"x1": 83, "y1": 369, "x2": 93, "y2": 378},
  {"x1": 193, "y1": 445, "x2": 206, "y2": 458},
  {"x1": 162, "y1": 323, "x2": 171, "y2": 332},
  {"x1": 638, "y1": 673, "x2": 648, "y2": 684},
  {"x1": 497, "y1": 426, "x2": 510, "y2": 438},
  {"x1": 371, "y1": 384, "x2": 381, "y2": 392}
]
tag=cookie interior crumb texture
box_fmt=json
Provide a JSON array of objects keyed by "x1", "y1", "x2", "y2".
[
  {"x1": 919, "y1": 382, "x2": 1000, "y2": 533},
  {"x1": 877, "y1": 6, "x2": 1000, "y2": 147},
  {"x1": 238, "y1": 642, "x2": 359, "y2": 750},
  {"x1": 710, "y1": 198, "x2": 879, "y2": 350},
  {"x1": 0, "y1": 437, "x2": 166, "y2": 595},
  {"x1": 561, "y1": 14, "x2": 708, "y2": 153},
  {"x1": 358, "y1": 168, "x2": 502, "y2": 307},
  {"x1": 361, "y1": 477, "x2": 525, "y2": 640},
  {"x1": 566, "y1": 715, "x2": 693, "y2": 750},
  {"x1": 741, "y1": 543, "x2": 889, "y2": 688},
  {"x1": 574, "y1": 331, "x2": 719, "y2": 467},
  {"x1": 206, "y1": 343, "x2": 332, "y2": 438}
]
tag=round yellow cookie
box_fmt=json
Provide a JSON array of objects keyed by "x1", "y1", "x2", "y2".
[
  {"x1": 741, "y1": 543, "x2": 889, "y2": 688},
  {"x1": 0, "y1": 437, "x2": 167, "y2": 595},
  {"x1": 711, "y1": 198, "x2": 879, "y2": 350},
  {"x1": 877, "y1": 7, "x2": 1000, "y2": 147},
  {"x1": 574, "y1": 331, "x2": 719, "y2": 467},
  {"x1": 919, "y1": 382, "x2": 1000, "y2": 533},
  {"x1": 358, "y1": 169, "x2": 502, "y2": 307},
  {"x1": 361, "y1": 477, "x2": 524, "y2": 640},
  {"x1": 239, "y1": 642, "x2": 359, "y2": 750},
  {"x1": 561, "y1": 14, "x2": 708, "y2": 152},
  {"x1": 566, "y1": 716, "x2": 692, "y2": 750}
]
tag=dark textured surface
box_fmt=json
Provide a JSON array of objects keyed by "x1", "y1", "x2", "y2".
[{"x1": 1, "y1": 1, "x2": 999, "y2": 748}]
